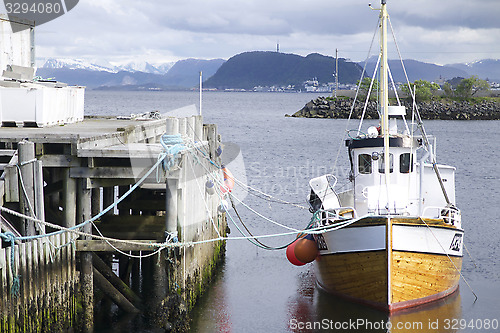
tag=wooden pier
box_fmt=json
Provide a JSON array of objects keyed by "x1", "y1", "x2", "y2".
[{"x1": 0, "y1": 115, "x2": 227, "y2": 332}]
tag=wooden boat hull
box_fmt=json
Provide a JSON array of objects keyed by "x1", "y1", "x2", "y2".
[{"x1": 314, "y1": 217, "x2": 463, "y2": 312}]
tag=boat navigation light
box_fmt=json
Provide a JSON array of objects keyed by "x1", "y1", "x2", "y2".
[{"x1": 367, "y1": 126, "x2": 379, "y2": 138}]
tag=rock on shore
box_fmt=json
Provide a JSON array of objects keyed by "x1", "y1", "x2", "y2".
[{"x1": 288, "y1": 97, "x2": 500, "y2": 120}]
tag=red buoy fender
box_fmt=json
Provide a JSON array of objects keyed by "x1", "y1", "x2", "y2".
[
  {"x1": 294, "y1": 234, "x2": 318, "y2": 264},
  {"x1": 286, "y1": 240, "x2": 305, "y2": 266},
  {"x1": 221, "y1": 167, "x2": 235, "y2": 194}
]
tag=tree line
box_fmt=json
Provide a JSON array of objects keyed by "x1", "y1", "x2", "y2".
[{"x1": 356, "y1": 76, "x2": 491, "y2": 102}]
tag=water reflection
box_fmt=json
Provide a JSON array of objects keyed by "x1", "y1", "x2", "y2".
[{"x1": 287, "y1": 270, "x2": 462, "y2": 333}]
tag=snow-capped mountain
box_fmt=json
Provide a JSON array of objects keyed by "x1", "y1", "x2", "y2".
[
  {"x1": 112, "y1": 61, "x2": 175, "y2": 75},
  {"x1": 445, "y1": 59, "x2": 500, "y2": 81},
  {"x1": 39, "y1": 58, "x2": 176, "y2": 75},
  {"x1": 36, "y1": 57, "x2": 225, "y2": 89},
  {"x1": 40, "y1": 58, "x2": 117, "y2": 73}
]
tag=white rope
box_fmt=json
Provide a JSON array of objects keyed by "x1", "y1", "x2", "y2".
[
  {"x1": 232, "y1": 176, "x2": 308, "y2": 210},
  {"x1": 187, "y1": 149, "x2": 303, "y2": 232},
  {"x1": 357, "y1": 53, "x2": 381, "y2": 135},
  {"x1": 332, "y1": 17, "x2": 380, "y2": 174}
]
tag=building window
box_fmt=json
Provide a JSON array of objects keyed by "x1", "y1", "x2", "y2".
[
  {"x1": 358, "y1": 154, "x2": 372, "y2": 174},
  {"x1": 379, "y1": 153, "x2": 393, "y2": 173},
  {"x1": 400, "y1": 153, "x2": 413, "y2": 173}
]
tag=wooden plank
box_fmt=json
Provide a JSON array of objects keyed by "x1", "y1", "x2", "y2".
[
  {"x1": 87, "y1": 178, "x2": 135, "y2": 189},
  {"x1": 70, "y1": 167, "x2": 141, "y2": 179},
  {"x1": 391, "y1": 251, "x2": 462, "y2": 303},
  {"x1": 76, "y1": 240, "x2": 161, "y2": 252},
  {"x1": 0, "y1": 149, "x2": 16, "y2": 157},
  {"x1": 100, "y1": 215, "x2": 166, "y2": 227},
  {"x1": 39, "y1": 154, "x2": 81, "y2": 167},
  {"x1": 78, "y1": 143, "x2": 164, "y2": 159},
  {"x1": 316, "y1": 251, "x2": 388, "y2": 304},
  {"x1": 6, "y1": 246, "x2": 14, "y2": 330},
  {"x1": 15, "y1": 243, "x2": 23, "y2": 330},
  {"x1": 0, "y1": 180, "x2": 4, "y2": 207},
  {"x1": 4, "y1": 165, "x2": 19, "y2": 203},
  {"x1": 0, "y1": 247, "x2": 7, "y2": 327}
]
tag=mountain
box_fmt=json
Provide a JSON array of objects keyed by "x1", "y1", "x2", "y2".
[
  {"x1": 360, "y1": 58, "x2": 469, "y2": 82},
  {"x1": 113, "y1": 61, "x2": 176, "y2": 75},
  {"x1": 164, "y1": 58, "x2": 225, "y2": 87},
  {"x1": 204, "y1": 51, "x2": 363, "y2": 90},
  {"x1": 40, "y1": 58, "x2": 117, "y2": 73},
  {"x1": 36, "y1": 58, "x2": 225, "y2": 89},
  {"x1": 445, "y1": 59, "x2": 500, "y2": 82}
]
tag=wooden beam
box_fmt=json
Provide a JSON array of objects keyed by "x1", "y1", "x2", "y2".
[
  {"x1": 93, "y1": 267, "x2": 140, "y2": 313},
  {"x1": 4, "y1": 165, "x2": 19, "y2": 202},
  {"x1": 70, "y1": 167, "x2": 139, "y2": 179},
  {"x1": 39, "y1": 154, "x2": 81, "y2": 167},
  {"x1": 87, "y1": 179, "x2": 135, "y2": 189},
  {"x1": 92, "y1": 253, "x2": 142, "y2": 306},
  {"x1": 76, "y1": 240, "x2": 161, "y2": 252}
]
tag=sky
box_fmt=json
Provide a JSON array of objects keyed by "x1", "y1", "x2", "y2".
[{"x1": 2, "y1": 0, "x2": 500, "y2": 66}]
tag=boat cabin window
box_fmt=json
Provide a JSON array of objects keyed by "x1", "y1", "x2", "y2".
[
  {"x1": 378, "y1": 153, "x2": 393, "y2": 173},
  {"x1": 400, "y1": 153, "x2": 413, "y2": 173},
  {"x1": 358, "y1": 154, "x2": 372, "y2": 174}
]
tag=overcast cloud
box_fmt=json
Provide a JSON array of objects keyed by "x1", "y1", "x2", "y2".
[{"x1": 3, "y1": 0, "x2": 499, "y2": 65}]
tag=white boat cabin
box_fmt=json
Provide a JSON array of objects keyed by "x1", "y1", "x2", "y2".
[{"x1": 309, "y1": 106, "x2": 457, "y2": 222}]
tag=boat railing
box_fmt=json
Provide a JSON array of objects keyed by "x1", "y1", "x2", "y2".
[
  {"x1": 318, "y1": 207, "x2": 358, "y2": 225},
  {"x1": 422, "y1": 205, "x2": 461, "y2": 226}
]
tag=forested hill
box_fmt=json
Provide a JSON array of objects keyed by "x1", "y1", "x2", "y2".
[{"x1": 204, "y1": 51, "x2": 363, "y2": 89}]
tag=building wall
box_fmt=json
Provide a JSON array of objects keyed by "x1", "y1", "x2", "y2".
[{"x1": 0, "y1": 15, "x2": 35, "y2": 71}]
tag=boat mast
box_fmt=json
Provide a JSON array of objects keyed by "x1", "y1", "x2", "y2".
[
  {"x1": 380, "y1": 0, "x2": 390, "y2": 183},
  {"x1": 335, "y1": 48, "x2": 339, "y2": 98}
]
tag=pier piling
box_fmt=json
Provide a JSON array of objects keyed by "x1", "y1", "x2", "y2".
[{"x1": 1, "y1": 115, "x2": 227, "y2": 332}]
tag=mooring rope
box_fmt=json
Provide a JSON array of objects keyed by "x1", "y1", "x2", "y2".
[{"x1": 419, "y1": 218, "x2": 478, "y2": 301}]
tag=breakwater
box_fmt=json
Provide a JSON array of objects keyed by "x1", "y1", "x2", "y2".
[{"x1": 288, "y1": 97, "x2": 500, "y2": 120}]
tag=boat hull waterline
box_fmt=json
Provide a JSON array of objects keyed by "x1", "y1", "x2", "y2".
[{"x1": 313, "y1": 216, "x2": 463, "y2": 312}]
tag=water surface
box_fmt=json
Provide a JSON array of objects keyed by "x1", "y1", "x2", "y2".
[{"x1": 86, "y1": 91, "x2": 500, "y2": 333}]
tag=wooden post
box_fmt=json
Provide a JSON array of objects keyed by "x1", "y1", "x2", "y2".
[
  {"x1": 34, "y1": 160, "x2": 46, "y2": 234},
  {"x1": 78, "y1": 178, "x2": 93, "y2": 333},
  {"x1": 178, "y1": 118, "x2": 187, "y2": 137},
  {"x1": 91, "y1": 188, "x2": 101, "y2": 218},
  {"x1": 18, "y1": 140, "x2": 36, "y2": 236},
  {"x1": 63, "y1": 168, "x2": 77, "y2": 227},
  {"x1": 102, "y1": 187, "x2": 114, "y2": 216},
  {"x1": 166, "y1": 118, "x2": 179, "y2": 135},
  {"x1": 165, "y1": 178, "x2": 178, "y2": 238},
  {"x1": 118, "y1": 186, "x2": 130, "y2": 216},
  {"x1": 206, "y1": 124, "x2": 217, "y2": 160},
  {"x1": 194, "y1": 115, "x2": 203, "y2": 142},
  {"x1": 187, "y1": 116, "x2": 196, "y2": 141},
  {"x1": 152, "y1": 252, "x2": 167, "y2": 310}
]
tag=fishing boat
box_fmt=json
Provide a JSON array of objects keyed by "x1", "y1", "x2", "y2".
[{"x1": 290, "y1": 0, "x2": 464, "y2": 312}]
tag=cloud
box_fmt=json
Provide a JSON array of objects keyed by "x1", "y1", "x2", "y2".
[{"x1": 15, "y1": 0, "x2": 500, "y2": 64}]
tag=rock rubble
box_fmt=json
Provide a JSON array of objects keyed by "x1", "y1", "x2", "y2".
[{"x1": 288, "y1": 97, "x2": 500, "y2": 120}]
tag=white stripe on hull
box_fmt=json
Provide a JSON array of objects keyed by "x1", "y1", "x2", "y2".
[
  {"x1": 393, "y1": 224, "x2": 463, "y2": 256},
  {"x1": 319, "y1": 225, "x2": 386, "y2": 255},
  {"x1": 318, "y1": 221, "x2": 463, "y2": 257}
]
